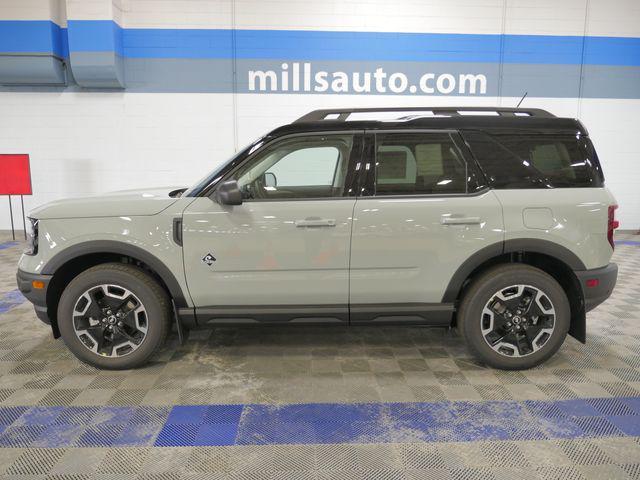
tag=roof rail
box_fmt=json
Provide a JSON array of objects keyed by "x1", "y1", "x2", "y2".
[{"x1": 295, "y1": 107, "x2": 555, "y2": 123}]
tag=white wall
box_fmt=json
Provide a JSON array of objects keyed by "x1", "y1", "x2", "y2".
[{"x1": 0, "y1": 0, "x2": 639, "y2": 230}]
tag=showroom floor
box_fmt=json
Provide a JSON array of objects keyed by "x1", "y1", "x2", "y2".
[{"x1": 0, "y1": 234, "x2": 639, "y2": 479}]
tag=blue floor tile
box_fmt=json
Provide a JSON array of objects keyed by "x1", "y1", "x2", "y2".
[
  {"x1": 587, "y1": 397, "x2": 638, "y2": 416},
  {"x1": 572, "y1": 416, "x2": 624, "y2": 438},
  {"x1": 538, "y1": 416, "x2": 582, "y2": 438},
  {"x1": 92, "y1": 406, "x2": 136, "y2": 425},
  {"x1": 0, "y1": 241, "x2": 18, "y2": 250},
  {"x1": 237, "y1": 420, "x2": 318, "y2": 445},
  {"x1": 165, "y1": 405, "x2": 209, "y2": 425},
  {"x1": 556, "y1": 399, "x2": 601, "y2": 417},
  {"x1": 1, "y1": 396, "x2": 639, "y2": 448},
  {"x1": 452, "y1": 421, "x2": 512, "y2": 442},
  {"x1": 0, "y1": 406, "x2": 29, "y2": 425},
  {"x1": 203, "y1": 404, "x2": 244, "y2": 424},
  {"x1": 316, "y1": 420, "x2": 388, "y2": 445},
  {"x1": 621, "y1": 397, "x2": 640, "y2": 415},
  {"x1": 524, "y1": 400, "x2": 569, "y2": 419},
  {"x1": 385, "y1": 401, "x2": 448, "y2": 426},
  {"x1": 193, "y1": 423, "x2": 239, "y2": 446},
  {"x1": 33, "y1": 423, "x2": 85, "y2": 448},
  {"x1": 16, "y1": 406, "x2": 65, "y2": 426},
  {"x1": 0, "y1": 289, "x2": 25, "y2": 314},
  {"x1": 112, "y1": 423, "x2": 163, "y2": 446},
  {"x1": 75, "y1": 424, "x2": 126, "y2": 447},
  {"x1": 607, "y1": 415, "x2": 640, "y2": 436},
  {"x1": 55, "y1": 406, "x2": 100, "y2": 425},
  {"x1": 155, "y1": 423, "x2": 199, "y2": 447},
  {"x1": 0, "y1": 425, "x2": 48, "y2": 447},
  {"x1": 615, "y1": 240, "x2": 640, "y2": 246},
  {"x1": 129, "y1": 406, "x2": 171, "y2": 425},
  {"x1": 503, "y1": 422, "x2": 549, "y2": 441}
]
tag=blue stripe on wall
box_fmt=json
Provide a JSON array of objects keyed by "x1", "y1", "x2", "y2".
[
  {"x1": 0, "y1": 21, "x2": 68, "y2": 58},
  {"x1": 584, "y1": 36, "x2": 640, "y2": 66},
  {"x1": 66, "y1": 20, "x2": 123, "y2": 55},
  {"x1": 124, "y1": 27, "x2": 233, "y2": 59},
  {"x1": 0, "y1": 397, "x2": 638, "y2": 448},
  {"x1": 1, "y1": 21, "x2": 640, "y2": 66}
]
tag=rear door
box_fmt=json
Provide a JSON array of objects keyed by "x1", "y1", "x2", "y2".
[{"x1": 349, "y1": 130, "x2": 504, "y2": 323}]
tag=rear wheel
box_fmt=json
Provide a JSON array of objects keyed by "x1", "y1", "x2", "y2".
[
  {"x1": 458, "y1": 264, "x2": 570, "y2": 370},
  {"x1": 57, "y1": 263, "x2": 171, "y2": 369}
]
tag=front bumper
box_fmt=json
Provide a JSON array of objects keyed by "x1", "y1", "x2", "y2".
[
  {"x1": 575, "y1": 263, "x2": 618, "y2": 312},
  {"x1": 16, "y1": 269, "x2": 52, "y2": 324}
]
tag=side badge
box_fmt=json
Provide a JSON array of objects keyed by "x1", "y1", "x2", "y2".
[{"x1": 202, "y1": 253, "x2": 217, "y2": 266}]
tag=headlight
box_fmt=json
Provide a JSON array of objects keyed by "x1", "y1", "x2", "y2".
[{"x1": 24, "y1": 218, "x2": 38, "y2": 256}]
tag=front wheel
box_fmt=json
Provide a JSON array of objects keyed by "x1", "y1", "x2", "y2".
[
  {"x1": 458, "y1": 264, "x2": 570, "y2": 370},
  {"x1": 57, "y1": 263, "x2": 171, "y2": 369}
]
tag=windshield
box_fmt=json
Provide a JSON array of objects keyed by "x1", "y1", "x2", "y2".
[{"x1": 183, "y1": 138, "x2": 266, "y2": 197}]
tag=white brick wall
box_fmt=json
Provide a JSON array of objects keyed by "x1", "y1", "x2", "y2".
[
  {"x1": 588, "y1": 0, "x2": 640, "y2": 37},
  {"x1": 118, "y1": 0, "x2": 640, "y2": 37},
  {"x1": 122, "y1": 0, "x2": 232, "y2": 29},
  {"x1": 65, "y1": 0, "x2": 123, "y2": 23},
  {"x1": 504, "y1": 0, "x2": 588, "y2": 36},
  {"x1": 0, "y1": 0, "x2": 65, "y2": 25},
  {"x1": 0, "y1": 92, "x2": 235, "y2": 223},
  {"x1": 233, "y1": 0, "x2": 506, "y2": 34},
  {"x1": 2, "y1": 0, "x2": 639, "y2": 37}
]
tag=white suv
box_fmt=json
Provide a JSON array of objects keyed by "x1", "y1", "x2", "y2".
[{"x1": 17, "y1": 107, "x2": 618, "y2": 370}]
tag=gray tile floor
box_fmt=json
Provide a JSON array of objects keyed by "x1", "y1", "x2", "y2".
[{"x1": 1, "y1": 233, "x2": 639, "y2": 478}]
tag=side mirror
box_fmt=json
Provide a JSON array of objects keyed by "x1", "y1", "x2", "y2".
[
  {"x1": 215, "y1": 180, "x2": 243, "y2": 205},
  {"x1": 264, "y1": 172, "x2": 277, "y2": 188}
]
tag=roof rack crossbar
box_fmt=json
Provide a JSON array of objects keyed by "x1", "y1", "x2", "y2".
[{"x1": 295, "y1": 107, "x2": 555, "y2": 122}]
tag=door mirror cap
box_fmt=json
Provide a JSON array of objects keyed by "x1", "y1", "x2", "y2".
[{"x1": 215, "y1": 180, "x2": 243, "y2": 206}]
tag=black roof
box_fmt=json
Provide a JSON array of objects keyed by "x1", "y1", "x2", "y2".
[{"x1": 268, "y1": 107, "x2": 587, "y2": 137}]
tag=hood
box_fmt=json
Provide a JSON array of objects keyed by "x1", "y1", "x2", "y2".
[{"x1": 30, "y1": 186, "x2": 187, "y2": 220}]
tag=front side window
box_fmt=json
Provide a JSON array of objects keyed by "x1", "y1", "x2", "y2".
[
  {"x1": 230, "y1": 134, "x2": 355, "y2": 200},
  {"x1": 374, "y1": 132, "x2": 469, "y2": 195}
]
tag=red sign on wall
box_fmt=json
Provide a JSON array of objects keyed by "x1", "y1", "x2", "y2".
[{"x1": 0, "y1": 154, "x2": 32, "y2": 195}]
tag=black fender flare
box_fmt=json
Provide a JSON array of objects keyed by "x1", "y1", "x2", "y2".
[
  {"x1": 42, "y1": 240, "x2": 190, "y2": 308},
  {"x1": 441, "y1": 238, "x2": 586, "y2": 303},
  {"x1": 503, "y1": 239, "x2": 586, "y2": 271}
]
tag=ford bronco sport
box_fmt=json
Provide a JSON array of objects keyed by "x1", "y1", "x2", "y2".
[{"x1": 17, "y1": 107, "x2": 618, "y2": 370}]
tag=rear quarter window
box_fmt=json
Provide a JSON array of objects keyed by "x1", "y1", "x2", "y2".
[{"x1": 462, "y1": 131, "x2": 604, "y2": 189}]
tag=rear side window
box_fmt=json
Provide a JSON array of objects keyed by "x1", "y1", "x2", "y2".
[
  {"x1": 374, "y1": 132, "x2": 471, "y2": 195},
  {"x1": 463, "y1": 131, "x2": 604, "y2": 188}
]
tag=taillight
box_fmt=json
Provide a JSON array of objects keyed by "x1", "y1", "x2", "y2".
[{"x1": 607, "y1": 205, "x2": 619, "y2": 249}]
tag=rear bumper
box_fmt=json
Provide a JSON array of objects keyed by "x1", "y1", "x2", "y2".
[
  {"x1": 16, "y1": 269, "x2": 52, "y2": 325},
  {"x1": 575, "y1": 263, "x2": 618, "y2": 312}
]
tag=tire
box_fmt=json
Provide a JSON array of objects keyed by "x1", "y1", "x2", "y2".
[
  {"x1": 57, "y1": 263, "x2": 171, "y2": 369},
  {"x1": 458, "y1": 264, "x2": 570, "y2": 370}
]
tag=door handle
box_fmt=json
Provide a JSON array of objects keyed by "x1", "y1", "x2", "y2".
[
  {"x1": 441, "y1": 215, "x2": 481, "y2": 225},
  {"x1": 295, "y1": 217, "x2": 337, "y2": 227}
]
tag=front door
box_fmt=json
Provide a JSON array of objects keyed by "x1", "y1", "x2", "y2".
[
  {"x1": 182, "y1": 132, "x2": 362, "y2": 324},
  {"x1": 349, "y1": 130, "x2": 504, "y2": 323}
]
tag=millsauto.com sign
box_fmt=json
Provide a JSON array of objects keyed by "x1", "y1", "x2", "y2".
[{"x1": 247, "y1": 62, "x2": 487, "y2": 95}]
